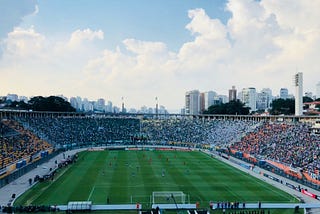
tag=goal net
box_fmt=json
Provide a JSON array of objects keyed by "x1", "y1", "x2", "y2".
[{"x1": 152, "y1": 191, "x2": 186, "y2": 204}]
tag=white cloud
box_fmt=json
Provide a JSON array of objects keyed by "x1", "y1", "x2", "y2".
[
  {"x1": 69, "y1": 1, "x2": 320, "y2": 108},
  {"x1": 123, "y1": 39, "x2": 167, "y2": 54},
  {"x1": 261, "y1": 0, "x2": 320, "y2": 33},
  {"x1": 83, "y1": 41, "x2": 176, "y2": 103},
  {"x1": 186, "y1": 8, "x2": 227, "y2": 40},
  {"x1": 68, "y1": 28, "x2": 104, "y2": 48},
  {"x1": 4, "y1": 26, "x2": 45, "y2": 58},
  {"x1": 1, "y1": 0, "x2": 320, "y2": 110},
  {"x1": 224, "y1": 0, "x2": 320, "y2": 93},
  {"x1": 31, "y1": 4, "x2": 39, "y2": 16},
  {"x1": 0, "y1": 27, "x2": 106, "y2": 100},
  {"x1": 178, "y1": 8, "x2": 230, "y2": 71}
]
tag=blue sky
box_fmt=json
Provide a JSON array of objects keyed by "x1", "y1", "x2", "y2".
[
  {"x1": 20, "y1": 0, "x2": 230, "y2": 51},
  {"x1": 0, "y1": 0, "x2": 320, "y2": 111}
]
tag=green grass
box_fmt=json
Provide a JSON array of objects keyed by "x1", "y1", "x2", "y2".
[{"x1": 14, "y1": 150, "x2": 300, "y2": 213}]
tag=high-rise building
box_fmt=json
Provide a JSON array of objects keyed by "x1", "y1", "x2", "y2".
[
  {"x1": 121, "y1": 97, "x2": 126, "y2": 113},
  {"x1": 294, "y1": 72, "x2": 303, "y2": 116},
  {"x1": 185, "y1": 90, "x2": 200, "y2": 115},
  {"x1": 316, "y1": 82, "x2": 320, "y2": 99},
  {"x1": 113, "y1": 106, "x2": 120, "y2": 113},
  {"x1": 6, "y1": 94, "x2": 18, "y2": 102},
  {"x1": 256, "y1": 91, "x2": 268, "y2": 110},
  {"x1": 241, "y1": 87, "x2": 257, "y2": 112},
  {"x1": 200, "y1": 93, "x2": 205, "y2": 113},
  {"x1": 204, "y1": 91, "x2": 216, "y2": 110},
  {"x1": 70, "y1": 97, "x2": 79, "y2": 110},
  {"x1": 280, "y1": 88, "x2": 288, "y2": 100},
  {"x1": 237, "y1": 91, "x2": 243, "y2": 102},
  {"x1": 19, "y1": 96, "x2": 29, "y2": 103},
  {"x1": 140, "y1": 106, "x2": 147, "y2": 113},
  {"x1": 128, "y1": 108, "x2": 137, "y2": 113},
  {"x1": 261, "y1": 88, "x2": 272, "y2": 108},
  {"x1": 159, "y1": 105, "x2": 168, "y2": 114},
  {"x1": 218, "y1": 95, "x2": 228, "y2": 104},
  {"x1": 82, "y1": 98, "x2": 93, "y2": 112},
  {"x1": 76, "y1": 96, "x2": 83, "y2": 111},
  {"x1": 96, "y1": 98, "x2": 105, "y2": 112},
  {"x1": 106, "y1": 101, "x2": 113, "y2": 112},
  {"x1": 229, "y1": 86, "x2": 237, "y2": 102}
]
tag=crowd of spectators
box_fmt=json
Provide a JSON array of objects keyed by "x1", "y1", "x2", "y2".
[
  {"x1": 17, "y1": 116, "x2": 141, "y2": 147},
  {"x1": 0, "y1": 119, "x2": 52, "y2": 169},
  {"x1": 229, "y1": 122, "x2": 320, "y2": 179},
  {"x1": 2, "y1": 115, "x2": 320, "y2": 182},
  {"x1": 0, "y1": 116, "x2": 263, "y2": 169},
  {"x1": 140, "y1": 118, "x2": 258, "y2": 147},
  {"x1": 15, "y1": 116, "x2": 257, "y2": 149}
]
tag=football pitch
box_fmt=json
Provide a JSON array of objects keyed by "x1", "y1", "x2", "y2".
[{"x1": 15, "y1": 150, "x2": 299, "y2": 213}]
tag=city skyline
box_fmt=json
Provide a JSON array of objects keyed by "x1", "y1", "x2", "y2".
[
  {"x1": 3, "y1": 82, "x2": 318, "y2": 114},
  {"x1": 1, "y1": 0, "x2": 320, "y2": 111}
]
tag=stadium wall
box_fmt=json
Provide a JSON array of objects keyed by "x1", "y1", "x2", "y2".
[{"x1": 0, "y1": 150, "x2": 60, "y2": 188}]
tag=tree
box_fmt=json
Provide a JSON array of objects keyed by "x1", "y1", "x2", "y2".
[
  {"x1": 270, "y1": 98, "x2": 295, "y2": 115},
  {"x1": 303, "y1": 96, "x2": 313, "y2": 103},
  {"x1": 28, "y1": 96, "x2": 75, "y2": 112},
  {"x1": 203, "y1": 100, "x2": 250, "y2": 115},
  {"x1": 6, "y1": 101, "x2": 30, "y2": 110},
  {"x1": 0, "y1": 97, "x2": 6, "y2": 104}
]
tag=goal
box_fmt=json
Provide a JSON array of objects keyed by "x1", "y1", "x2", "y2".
[{"x1": 152, "y1": 191, "x2": 186, "y2": 204}]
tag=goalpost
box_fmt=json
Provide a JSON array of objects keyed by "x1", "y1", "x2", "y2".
[{"x1": 152, "y1": 191, "x2": 187, "y2": 204}]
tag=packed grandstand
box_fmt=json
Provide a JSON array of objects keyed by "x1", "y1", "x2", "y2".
[{"x1": 0, "y1": 112, "x2": 320, "y2": 189}]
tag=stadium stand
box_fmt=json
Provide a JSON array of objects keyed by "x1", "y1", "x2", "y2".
[
  {"x1": 17, "y1": 117, "x2": 140, "y2": 147},
  {"x1": 229, "y1": 121, "x2": 320, "y2": 185},
  {"x1": 0, "y1": 119, "x2": 52, "y2": 172},
  {"x1": 16, "y1": 116, "x2": 258, "y2": 149},
  {"x1": 1, "y1": 113, "x2": 320, "y2": 190},
  {"x1": 140, "y1": 118, "x2": 258, "y2": 147}
]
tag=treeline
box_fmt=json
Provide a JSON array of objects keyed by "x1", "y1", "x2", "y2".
[
  {"x1": 203, "y1": 100, "x2": 250, "y2": 115},
  {"x1": 2, "y1": 96, "x2": 75, "y2": 112}
]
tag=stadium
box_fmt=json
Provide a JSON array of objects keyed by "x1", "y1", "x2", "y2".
[{"x1": 1, "y1": 110, "x2": 320, "y2": 213}]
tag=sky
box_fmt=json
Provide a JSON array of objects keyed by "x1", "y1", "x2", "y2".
[{"x1": 0, "y1": 0, "x2": 320, "y2": 112}]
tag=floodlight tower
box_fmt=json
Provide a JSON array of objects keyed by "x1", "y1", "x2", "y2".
[
  {"x1": 155, "y1": 97, "x2": 158, "y2": 117},
  {"x1": 121, "y1": 97, "x2": 126, "y2": 113}
]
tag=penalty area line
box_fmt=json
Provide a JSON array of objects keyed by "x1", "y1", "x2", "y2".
[{"x1": 88, "y1": 186, "x2": 95, "y2": 201}]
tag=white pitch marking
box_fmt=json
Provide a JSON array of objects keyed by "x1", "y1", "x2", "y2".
[{"x1": 88, "y1": 186, "x2": 95, "y2": 201}]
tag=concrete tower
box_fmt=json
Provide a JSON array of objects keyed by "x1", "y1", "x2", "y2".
[{"x1": 294, "y1": 72, "x2": 303, "y2": 116}]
